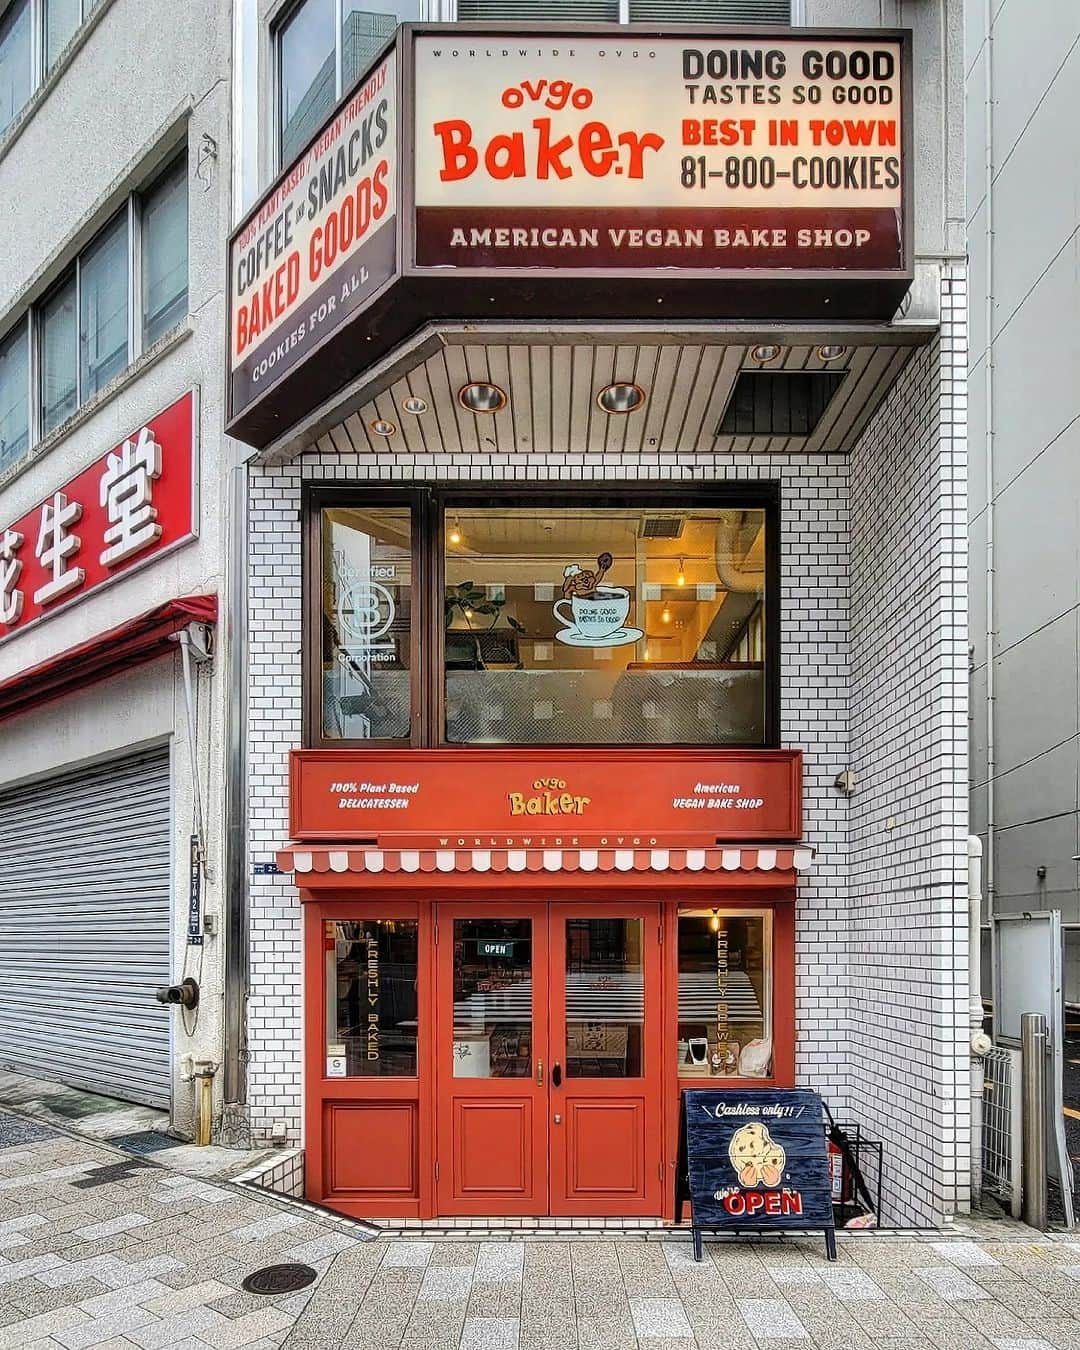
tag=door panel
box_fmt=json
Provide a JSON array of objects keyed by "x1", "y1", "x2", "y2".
[
  {"x1": 549, "y1": 905, "x2": 663, "y2": 1215},
  {"x1": 436, "y1": 904, "x2": 549, "y2": 1215}
]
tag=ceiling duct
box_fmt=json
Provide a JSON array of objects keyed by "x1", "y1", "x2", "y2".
[
  {"x1": 639, "y1": 517, "x2": 685, "y2": 540},
  {"x1": 715, "y1": 511, "x2": 765, "y2": 594}
]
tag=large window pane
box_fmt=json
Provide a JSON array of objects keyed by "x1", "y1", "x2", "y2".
[
  {"x1": 341, "y1": 3, "x2": 417, "y2": 91},
  {"x1": 45, "y1": 0, "x2": 80, "y2": 70},
  {"x1": 0, "y1": 0, "x2": 31, "y2": 137},
  {"x1": 0, "y1": 321, "x2": 29, "y2": 471},
  {"x1": 444, "y1": 506, "x2": 767, "y2": 745},
  {"x1": 565, "y1": 918, "x2": 643, "y2": 1078},
  {"x1": 453, "y1": 919, "x2": 533, "y2": 1078},
  {"x1": 321, "y1": 506, "x2": 412, "y2": 740},
  {"x1": 79, "y1": 214, "x2": 129, "y2": 400},
  {"x1": 41, "y1": 275, "x2": 77, "y2": 435},
  {"x1": 142, "y1": 158, "x2": 189, "y2": 346},
  {"x1": 279, "y1": 0, "x2": 335, "y2": 166},
  {"x1": 326, "y1": 920, "x2": 418, "y2": 1076},
  {"x1": 678, "y1": 911, "x2": 772, "y2": 1079}
]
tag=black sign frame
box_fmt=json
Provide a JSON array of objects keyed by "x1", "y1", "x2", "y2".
[{"x1": 675, "y1": 1088, "x2": 836, "y2": 1261}]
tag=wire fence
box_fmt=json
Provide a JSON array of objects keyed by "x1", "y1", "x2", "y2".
[{"x1": 982, "y1": 1044, "x2": 1022, "y2": 1217}]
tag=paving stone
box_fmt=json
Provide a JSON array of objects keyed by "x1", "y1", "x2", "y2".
[
  {"x1": 52, "y1": 1303, "x2": 160, "y2": 1348},
  {"x1": 382, "y1": 1242, "x2": 434, "y2": 1269},
  {"x1": 630, "y1": 1296, "x2": 694, "y2": 1339},
  {"x1": 460, "y1": 1315, "x2": 520, "y2": 1350},
  {"x1": 914, "y1": 1266, "x2": 993, "y2": 1302},
  {"x1": 416, "y1": 1265, "x2": 472, "y2": 1301},
  {"x1": 736, "y1": 1297, "x2": 810, "y2": 1340}
]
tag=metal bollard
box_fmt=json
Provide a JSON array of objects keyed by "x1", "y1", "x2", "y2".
[{"x1": 1021, "y1": 1012, "x2": 1048, "y2": 1231}]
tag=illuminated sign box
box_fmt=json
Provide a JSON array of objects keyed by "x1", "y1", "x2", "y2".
[{"x1": 227, "y1": 25, "x2": 912, "y2": 449}]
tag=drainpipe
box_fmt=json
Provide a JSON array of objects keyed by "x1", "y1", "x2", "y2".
[
  {"x1": 983, "y1": 0, "x2": 997, "y2": 989},
  {"x1": 969, "y1": 836, "x2": 990, "y2": 1204},
  {"x1": 223, "y1": 464, "x2": 250, "y2": 1108},
  {"x1": 193, "y1": 1059, "x2": 219, "y2": 1147}
]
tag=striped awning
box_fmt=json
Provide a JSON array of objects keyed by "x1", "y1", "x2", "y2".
[{"x1": 275, "y1": 845, "x2": 813, "y2": 876}]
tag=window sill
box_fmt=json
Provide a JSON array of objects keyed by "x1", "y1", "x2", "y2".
[
  {"x1": 0, "y1": 319, "x2": 193, "y2": 491},
  {"x1": 0, "y1": 0, "x2": 120, "y2": 173}
]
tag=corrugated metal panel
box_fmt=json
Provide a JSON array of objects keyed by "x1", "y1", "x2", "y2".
[
  {"x1": 628, "y1": 0, "x2": 791, "y2": 19},
  {"x1": 0, "y1": 748, "x2": 172, "y2": 1108},
  {"x1": 458, "y1": 0, "x2": 620, "y2": 19}
]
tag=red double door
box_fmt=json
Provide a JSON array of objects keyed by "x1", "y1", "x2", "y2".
[{"x1": 435, "y1": 901, "x2": 663, "y2": 1217}]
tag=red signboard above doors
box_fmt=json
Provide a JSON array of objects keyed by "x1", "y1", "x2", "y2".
[{"x1": 289, "y1": 748, "x2": 802, "y2": 846}]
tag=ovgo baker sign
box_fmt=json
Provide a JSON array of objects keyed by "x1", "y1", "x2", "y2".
[
  {"x1": 413, "y1": 35, "x2": 906, "y2": 271},
  {"x1": 228, "y1": 51, "x2": 397, "y2": 420}
]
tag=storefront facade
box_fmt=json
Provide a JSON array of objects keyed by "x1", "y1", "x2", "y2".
[{"x1": 234, "y1": 16, "x2": 968, "y2": 1227}]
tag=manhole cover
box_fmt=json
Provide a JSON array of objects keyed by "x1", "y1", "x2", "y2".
[
  {"x1": 241, "y1": 1263, "x2": 318, "y2": 1296},
  {"x1": 108, "y1": 1130, "x2": 182, "y2": 1156}
]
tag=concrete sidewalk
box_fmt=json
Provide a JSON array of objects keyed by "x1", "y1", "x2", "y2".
[{"x1": 3, "y1": 1110, "x2": 1080, "y2": 1350}]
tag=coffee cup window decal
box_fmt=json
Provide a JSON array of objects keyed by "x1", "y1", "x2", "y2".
[{"x1": 554, "y1": 551, "x2": 644, "y2": 648}]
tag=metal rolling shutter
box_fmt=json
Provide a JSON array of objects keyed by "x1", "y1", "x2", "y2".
[
  {"x1": 628, "y1": 1, "x2": 791, "y2": 18},
  {"x1": 457, "y1": 1, "x2": 620, "y2": 19},
  {"x1": 0, "y1": 748, "x2": 172, "y2": 1108}
]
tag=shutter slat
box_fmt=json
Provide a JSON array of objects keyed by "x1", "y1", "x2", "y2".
[
  {"x1": 458, "y1": 1, "x2": 621, "y2": 19},
  {"x1": 0, "y1": 748, "x2": 172, "y2": 1109},
  {"x1": 628, "y1": 1, "x2": 791, "y2": 19}
]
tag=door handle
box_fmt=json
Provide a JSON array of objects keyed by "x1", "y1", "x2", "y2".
[
  {"x1": 552, "y1": 1061, "x2": 562, "y2": 1088},
  {"x1": 537, "y1": 1058, "x2": 544, "y2": 1087}
]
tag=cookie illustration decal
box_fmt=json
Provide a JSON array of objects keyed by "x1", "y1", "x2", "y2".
[
  {"x1": 553, "y1": 550, "x2": 643, "y2": 648},
  {"x1": 728, "y1": 1122, "x2": 786, "y2": 1188}
]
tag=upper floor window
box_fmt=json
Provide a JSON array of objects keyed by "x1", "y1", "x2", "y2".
[
  {"x1": 0, "y1": 150, "x2": 188, "y2": 470},
  {"x1": 276, "y1": 0, "x2": 419, "y2": 167},
  {"x1": 0, "y1": 0, "x2": 102, "y2": 138},
  {"x1": 309, "y1": 489, "x2": 776, "y2": 749}
]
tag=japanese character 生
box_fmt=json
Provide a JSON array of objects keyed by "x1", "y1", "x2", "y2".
[
  {"x1": 99, "y1": 427, "x2": 163, "y2": 566},
  {"x1": 0, "y1": 527, "x2": 24, "y2": 625},
  {"x1": 34, "y1": 491, "x2": 84, "y2": 606}
]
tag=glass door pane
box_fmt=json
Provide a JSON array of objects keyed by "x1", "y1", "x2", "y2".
[
  {"x1": 325, "y1": 919, "x2": 418, "y2": 1077},
  {"x1": 452, "y1": 919, "x2": 533, "y2": 1079},
  {"x1": 564, "y1": 918, "x2": 643, "y2": 1078}
]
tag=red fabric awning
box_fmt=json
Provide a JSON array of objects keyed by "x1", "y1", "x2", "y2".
[
  {"x1": 276, "y1": 844, "x2": 814, "y2": 878},
  {"x1": 0, "y1": 595, "x2": 218, "y2": 723}
]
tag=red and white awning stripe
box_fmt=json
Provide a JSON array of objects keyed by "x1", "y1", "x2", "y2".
[{"x1": 275, "y1": 845, "x2": 813, "y2": 876}]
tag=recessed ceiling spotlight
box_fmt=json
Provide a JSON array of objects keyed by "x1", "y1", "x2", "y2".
[
  {"x1": 597, "y1": 382, "x2": 646, "y2": 414},
  {"x1": 370, "y1": 418, "x2": 397, "y2": 437},
  {"x1": 817, "y1": 344, "x2": 848, "y2": 363},
  {"x1": 750, "y1": 344, "x2": 782, "y2": 364},
  {"x1": 458, "y1": 382, "x2": 507, "y2": 414},
  {"x1": 402, "y1": 395, "x2": 428, "y2": 415}
]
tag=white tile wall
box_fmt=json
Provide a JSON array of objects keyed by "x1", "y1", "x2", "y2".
[{"x1": 244, "y1": 270, "x2": 968, "y2": 1227}]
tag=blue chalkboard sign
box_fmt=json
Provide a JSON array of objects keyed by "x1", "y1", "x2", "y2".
[{"x1": 676, "y1": 1088, "x2": 836, "y2": 1261}]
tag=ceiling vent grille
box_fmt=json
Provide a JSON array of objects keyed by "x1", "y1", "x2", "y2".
[
  {"x1": 717, "y1": 372, "x2": 845, "y2": 438},
  {"x1": 457, "y1": 0, "x2": 620, "y2": 19},
  {"x1": 639, "y1": 517, "x2": 685, "y2": 540},
  {"x1": 628, "y1": 0, "x2": 791, "y2": 20}
]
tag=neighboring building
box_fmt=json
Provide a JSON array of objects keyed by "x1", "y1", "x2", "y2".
[
  {"x1": 231, "y1": 1, "x2": 967, "y2": 1226},
  {"x1": 966, "y1": 6, "x2": 1080, "y2": 1001},
  {"x1": 0, "y1": 0, "x2": 241, "y2": 1137}
]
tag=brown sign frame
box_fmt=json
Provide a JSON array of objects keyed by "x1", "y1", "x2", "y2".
[{"x1": 226, "y1": 23, "x2": 913, "y2": 450}]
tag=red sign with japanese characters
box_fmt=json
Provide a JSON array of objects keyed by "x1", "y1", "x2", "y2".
[
  {"x1": 0, "y1": 392, "x2": 197, "y2": 644},
  {"x1": 290, "y1": 749, "x2": 802, "y2": 846}
]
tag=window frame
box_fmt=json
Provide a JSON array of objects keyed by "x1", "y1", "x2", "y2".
[
  {"x1": 0, "y1": 148, "x2": 187, "y2": 467},
  {"x1": 0, "y1": 312, "x2": 31, "y2": 472},
  {"x1": 303, "y1": 482, "x2": 781, "y2": 751}
]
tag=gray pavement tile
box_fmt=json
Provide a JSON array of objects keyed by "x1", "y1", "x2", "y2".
[
  {"x1": 629, "y1": 1296, "x2": 693, "y2": 1340},
  {"x1": 428, "y1": 1244, "x2": 478, "y2": 1268},
  {"x1": 929, "y1": 1241, "x2": 1000, "y2": 1268},
  {"x1": 736, "y1": 1297, "x2": 810, "y2": 1341},
  {"x1": 382, "y1": 1242, "x2": 434, "y2": 1269},
  {"x1": 0, "y1": 1306, "x2": 89, "y2": 1348},
  {"x1": 209, "y1": 1306, "x2": 294, "y2": 1348},
  {"x1": 416, "y1": 1266, "x2": 472, "y2": 1302},
  {"x1": 124, "y1": 1303, "x2": 230, "y2": 1349},
  {"x1": 912, "y1": 1266, "x2": 992, "y2": 1302},
  {"x1": 475, "y1": 1244, "x2": 524, "y2": 1284},
  {"x1": 52, "y1": 1304, "x2": 159, "y2": 1349},
  {"x1": 576, "y1": 1315, "x2": 639, "y2": 1350},
  {"x1": 460, "y1": 1315, "x2": 520, "y2": 1350},
  {"x1": 990, "y1": 1341, "x2": 1059, "y2": 1349}
]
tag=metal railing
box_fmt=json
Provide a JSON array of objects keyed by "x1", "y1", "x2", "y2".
[{"x1": 982, "y1": 1044, "x2": 1023, "y2": 1218}]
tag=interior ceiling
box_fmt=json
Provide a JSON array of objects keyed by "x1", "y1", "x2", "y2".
[{"x1": 312, "y1": 332, "x2": 925, "y2": 463}]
